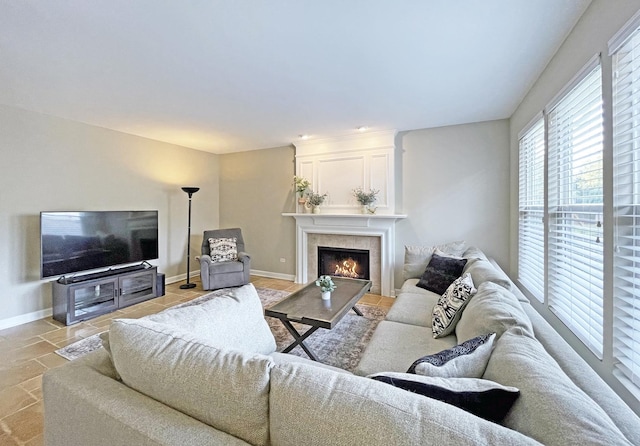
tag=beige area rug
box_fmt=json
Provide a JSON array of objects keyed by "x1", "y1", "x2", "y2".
[{"x1": 55, "y1": 286, "x2": 387, "y2": 372}]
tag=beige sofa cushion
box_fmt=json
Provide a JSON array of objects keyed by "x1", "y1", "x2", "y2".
[
  {"x1": 385, "y1": 280, "x2": 440, "y2": 327},
  {"x1": 462, "y1": 257, "x2": 512, "y2": 291},
  {"x1": 109, "y1": 318, "x2": 273, "y2": 446},
  {"x1": 484, "y1": 328, "x2": 633, "y2": 446},
  {"x1": 354, "y1": 320, "x2": 457, "y2": 376},
  {"x1": 269, "y1": 361, "x2": 542, "y2": 446},
  {"x1": 146, "y1": 283, "x2": 276, "y2": 354},
  {"x1": 456, "y1": 281, "x2": 533, "y2": 341}
]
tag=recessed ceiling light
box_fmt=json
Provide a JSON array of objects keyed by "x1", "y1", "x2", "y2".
[
  {"x1": 357, "y1": 126, "x2": 368, "y2": 132},
  {"x1": 299, "y1": 134, "x2": 310, "y2": 140}
]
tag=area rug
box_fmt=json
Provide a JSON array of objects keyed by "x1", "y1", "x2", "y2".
[{"x1": 55, "y1": 286, "x2": 387, "y2": 372}]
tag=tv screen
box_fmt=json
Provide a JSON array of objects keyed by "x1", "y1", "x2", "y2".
[{"x1": 40, "y1": 210, "x2": 159, "y2": 279}]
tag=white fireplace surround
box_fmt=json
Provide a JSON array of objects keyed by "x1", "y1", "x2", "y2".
[
  {"x1": 283, "y1": 213, "x2": 406, "y2": 296},
  {"x1": 287, "y1": 130, "x2": 406, "y2": 296}
]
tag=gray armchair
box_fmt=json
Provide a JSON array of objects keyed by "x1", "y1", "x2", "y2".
[{"x1": 197, "y1": 228, "x2": 251, "y2": 290}]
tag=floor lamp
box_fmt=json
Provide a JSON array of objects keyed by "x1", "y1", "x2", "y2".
[{"x1": 180, "y1": 187, "x2": 200, "y2": 289}]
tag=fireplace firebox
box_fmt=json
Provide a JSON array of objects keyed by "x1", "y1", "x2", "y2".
[{"x1": 318, "y1": 246, "x2": 370, "y2": 280}]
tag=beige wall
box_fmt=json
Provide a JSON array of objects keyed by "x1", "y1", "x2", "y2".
[
  {"x1": 216, "y1": 121, "x2": 510, "y2": 290},
  {"x1": 219, "y1": 145, "x2": 296, "y2": 278},
  {"x1": 395, "y1": 120, "x2": 510, "y2": 288},
  {"x1": 0, "y1": 104, "x2": 219, "y2": 327},
  {"x1": 508, "y1": 0, "x2": 640, "y2": 413}
]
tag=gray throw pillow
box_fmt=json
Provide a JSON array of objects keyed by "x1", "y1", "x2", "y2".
[
  {"x1": 416, "y1": 253, "x2": 468, "y2": 295},
  {"x1": 408, "y1": 333, "x2": 496, "y2": 378}
]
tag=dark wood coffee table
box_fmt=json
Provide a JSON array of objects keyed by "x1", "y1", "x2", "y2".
[{"x1": 264, "y1": 277, "x2": 372, "y2": 361}]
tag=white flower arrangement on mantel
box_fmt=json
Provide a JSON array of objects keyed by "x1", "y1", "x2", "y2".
[{"x1": 353, "y1": 187, "x2": 379, "y2": 214}]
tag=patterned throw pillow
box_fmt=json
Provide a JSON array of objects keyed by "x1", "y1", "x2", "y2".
[
  {"x1": 416, "y1": 253, "x2": 467, "y2": 295},
  {"x1": 432, "y1": 273, "x2": 476, "y2": 338},
  {"x1": 368, "y1": 372, "x2": 520, "y2": 423},
  {"x1": 407, "y1": 333, "x2": 496, "y2": 378},
  {"x1": 208, "y1": 237, "x2": 238, "y2": 263}
]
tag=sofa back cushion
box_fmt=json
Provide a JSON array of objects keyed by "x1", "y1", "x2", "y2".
[
  {"x1": 462, "y1": 258, "x2": 512, "y2": 291},
  {"x1": 146, "y1": 283, "x2": 276, "y2": 355},
  {"x1": 269, "y1": 361, "x2": 541, "y2": 446},
  {"x1": 456, "y1": 281, "x2": 533, "y2": 341},
  {"x1": 109, "y1": 318, "x2": 273, "y2": 446},
  {"x1": 483, "y1": 328, "x2": 633, "y2": 446}
]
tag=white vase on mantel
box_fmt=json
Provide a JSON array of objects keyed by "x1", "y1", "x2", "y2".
[{"x1": 321, "y1": 291, "x2": 331, "y2": 300}]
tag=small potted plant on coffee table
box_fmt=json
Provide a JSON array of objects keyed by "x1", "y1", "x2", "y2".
[{"x1": 315, "y1": 275, "x2": 337, "y2": 300}]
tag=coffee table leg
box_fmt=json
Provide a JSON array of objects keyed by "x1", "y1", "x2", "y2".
[
  {"x1": 280, "y1": 320, "x2": 320, "y2": 361},
  {"x1": 352, "y1": 305, "x2": 363, "y2": 316}
]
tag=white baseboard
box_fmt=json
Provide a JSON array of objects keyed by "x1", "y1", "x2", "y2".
[
  {"x1": 0, "y1": 308, "x2": 53, "y2": 331},
  {"x1": 165, "y1": 270, "x2": 297, "y2": 283},
  {"x1": 164, "y1": 271, "x2": 199, "y2": 285},
  {"x1": 250, "y1": 269, "x2": 296, "y2": 281}
]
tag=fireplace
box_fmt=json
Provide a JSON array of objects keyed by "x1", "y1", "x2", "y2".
[{"x1": 318, "y1": 246, "x2": 370, "y2": 280}]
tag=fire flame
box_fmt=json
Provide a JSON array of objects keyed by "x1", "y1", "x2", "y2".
[{"x1": 334, "y1": 258, "x2": 360, "y2": 278}]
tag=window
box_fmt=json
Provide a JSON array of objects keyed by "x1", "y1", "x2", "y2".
[
  {"x1": 518, "y1": 116, "x2": 545, "y2": 301},
  {"x1": 547, "y1": 58, "x2": 604, "y2": 358},
  {"x1": 612, "y1": 23, "x2": 640, "y2": 391}
]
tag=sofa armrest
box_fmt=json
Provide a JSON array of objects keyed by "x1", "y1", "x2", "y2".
[
  {"x1": 43, "y1": 360, "x2": 250, "y2": 446},
  {"x1": 238, "y1": 252, "x2": 251, "y2": 264}
]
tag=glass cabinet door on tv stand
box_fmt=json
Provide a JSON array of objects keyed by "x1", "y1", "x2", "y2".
[
  {"x1": 52, "y1": 266, "x2": 158, "y2": 325},
  {"x1": 67, "y1": 278, "x2": 118, "y2": 324},
  {"x1": 119, "y1": 269, "x2": 157, "y2": 308}
]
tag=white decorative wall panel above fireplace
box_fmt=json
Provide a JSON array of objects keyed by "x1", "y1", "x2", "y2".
[
  {"x1": 283, "y1": 213, "x2": 406, "y2": 296},
  {"x1": 294, "y1": 130, "x2": 396, "y2": 214}
]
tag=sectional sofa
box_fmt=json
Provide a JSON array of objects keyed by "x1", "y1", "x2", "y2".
[{"x1": 43, "y1": 245, "x2": 640, "y2": 445}]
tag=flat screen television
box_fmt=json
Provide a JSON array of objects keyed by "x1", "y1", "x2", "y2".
[{"x1": 40, "y1": 210, "x2": 159, "y2": 279}]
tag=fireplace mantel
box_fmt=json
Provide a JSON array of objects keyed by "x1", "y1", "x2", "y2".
[{"x1": 283, "y1": 213, "x2": 406, "y2": 296}]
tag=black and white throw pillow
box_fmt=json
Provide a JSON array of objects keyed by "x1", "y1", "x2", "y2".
[
  {"x1": 208, "y1": 237, "x2": 238, "y2": 262},
  {"x1": 407, "y1": 333, "x2": 496, "y2": 378},
  {"x1": 432, "y1": 273, "x2": 476, "y2": 338}
]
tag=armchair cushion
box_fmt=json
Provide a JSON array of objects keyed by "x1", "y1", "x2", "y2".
[
  {"x1": 207, "y1": 260, "x2": 244, "y2": 274},
  {"x1": 208, "y1": 237, "x2": 238, "y2": 262}
]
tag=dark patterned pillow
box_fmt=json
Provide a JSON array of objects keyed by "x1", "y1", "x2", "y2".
[
  {"x1": 416, "y1": 253, "x2": 467, "y2": 295},
  {"x1": 369, "y1": 373, "x2": 520, "y2": 423},
  {"x1": 208, "y1": 237, "x2": 238, "y2": 262},
  {"x1": 432, "y1": 273, "x2": 477, "y2": 338},
  {"x1": 407, "y1": 333, "x2": 496, "y2": 378}
]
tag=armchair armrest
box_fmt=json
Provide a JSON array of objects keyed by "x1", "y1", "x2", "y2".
[
  {"x1": 238, "y1": 252, "x2": 251, "y2": 264},
  {"x1": 196, "y1": 254, "x2": 213, "y2": 265}
]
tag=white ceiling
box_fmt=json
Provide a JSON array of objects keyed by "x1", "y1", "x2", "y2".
[{"x1": 0, "y1": 1, "x2": 591, "y2": 154}]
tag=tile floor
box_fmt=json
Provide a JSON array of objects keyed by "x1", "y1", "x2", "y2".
[{"x1": 0, "y1": 276, "x2": 393, "y2": 445}]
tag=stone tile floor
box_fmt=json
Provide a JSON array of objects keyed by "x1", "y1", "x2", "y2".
[{"x1": 0, "y1": 276, "x2": 393, "y2": 445}]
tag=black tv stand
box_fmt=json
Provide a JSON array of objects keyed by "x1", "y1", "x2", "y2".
[
  {"x1": 57, "y1": 263, "x2": 150, "y2": 285},
  {"x1": 52, "y1": 264, "x2": 159, "y2": 325}
]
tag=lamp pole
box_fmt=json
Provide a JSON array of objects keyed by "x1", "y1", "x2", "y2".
[{"x1": 180, "y1": 187, "x2": 200, "y2": 289}]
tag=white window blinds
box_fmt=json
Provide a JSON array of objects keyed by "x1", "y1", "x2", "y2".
[
  {"x1": 612, "y1": 25, "x2": 640, "y2": 390},
  {"x1": 518, "y1": 117, "x2": 545, "y2": 301},
  {"x1": 547, "y1": 60, "x2": 604, "y2": 358}
]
